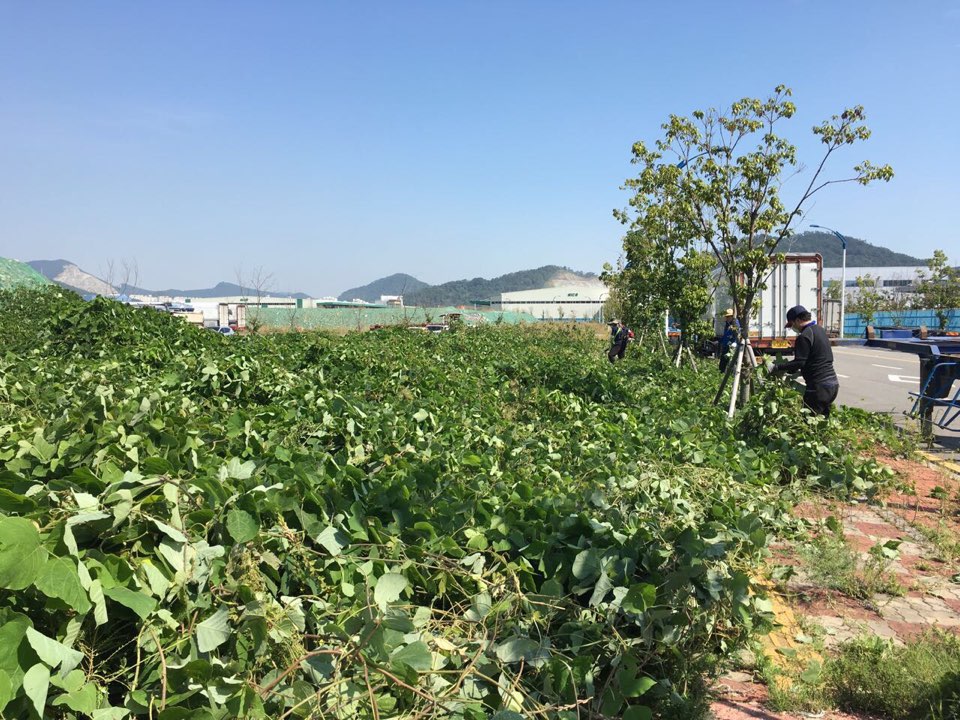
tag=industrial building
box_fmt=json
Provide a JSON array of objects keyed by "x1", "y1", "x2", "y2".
[
  {"x1": 499, "y1": 283, "x2": 608, "y2": 321},
  {"x1": 822, "y1": 266, "x2": 927, "y2": 295}
]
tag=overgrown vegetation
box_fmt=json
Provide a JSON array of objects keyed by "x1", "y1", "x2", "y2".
[
  {"x1": 829, "y1": 632, "x2": 960, "y2": 719},
  {"x1": 0, "y1": 287, "x2": 900, "y2": 718},
  {"x1": 799, "y1": 523, "x2": 904, "y2": 599}
]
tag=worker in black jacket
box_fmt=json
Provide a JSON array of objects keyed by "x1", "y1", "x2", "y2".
[{"x1": 770, "y1": 305, "x2": 840, "y2": 417}]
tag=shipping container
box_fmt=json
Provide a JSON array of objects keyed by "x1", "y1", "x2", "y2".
[{"x1": 711, "y1": 253, "x2": 823, "y2": 352}]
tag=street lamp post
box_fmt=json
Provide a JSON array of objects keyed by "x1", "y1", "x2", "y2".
[{"x1": 810, "y1": 224, "x2": 848, "y2": 339}]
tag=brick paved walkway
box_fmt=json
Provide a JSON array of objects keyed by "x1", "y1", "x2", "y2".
[{"x1": 710, "y1": 453, "x2": 960, "y2": 720}]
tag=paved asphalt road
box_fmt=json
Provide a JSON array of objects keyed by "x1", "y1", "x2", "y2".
[{"x1": 828, "y1": 345, "x2": 959, "y2": 450}]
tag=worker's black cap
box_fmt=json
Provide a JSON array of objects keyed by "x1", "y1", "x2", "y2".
[{"x1": 785, "y1": 305, "x2": 808, "y2": 327}]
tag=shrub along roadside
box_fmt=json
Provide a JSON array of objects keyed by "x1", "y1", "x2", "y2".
[{"x1": 0, "y1": 287, "x2": 903, "y2": 718}]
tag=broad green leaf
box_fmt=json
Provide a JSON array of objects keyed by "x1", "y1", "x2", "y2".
[
  {"x1": 374, "y1": 572, "x2": 408, "y2": 609},
  {"x1": 91, "y1": 708, "x2": 130, "y2": 719},
  {"x1": 226, "y1": 508, "x2": 259, "y2": 543},
  {"x1": 622, "y1": 583, "x2": 657, "y2": 614},
  {"x1": 571, "y1": 549, "x2": 599, "y2": 580},
  {"x1": 623, "y1": 706, "x2": 653, "y2": 720},
  {"x1": 141, "y1": 560, "x2": 171, "y2": 598},
  {"x1": 22, "y1": 663, "x2": 50, "y2": 718},
  {"x1": 89, "y1": 579, "x2": 108, "y2": 626},
  {"x1": 152, "y1": 519, "x2": 188, "y2": 544},
  {"x1": 412, "y1": 409, "x2": 429, "y2": 422},
  {"x1": 26, "y1": 627, "x2": 84, "y2": 677},
  {"x1": 494, "y1": 637, "x2": 540, "y2": 663},
  {"x1": 314, "y1": 525, "x2": 348, "y2": 556},
  {"x1": 221, "y1": 458, "x2": 255, "y2": 480},
  {"x1": 0, "y1": 516, "x2": 46, "y2": 590},
  {"x1": 390, "y1": 641, "x2": 432, "y2": 672},
  {"x1": 34, "y1": 556, "x2": 92, "y2": 614},
  {"x1": 0, "y1": 669, "x2": 13, "y2": 711},
  {"x1": 0, "y1": 615, "x2": 32, "y2": 676},
  {"x1": 463, "y1": 591, "x2": 492, "y2": 622},
  {"x1": 103, "y1": 587, "x2": 157, "y2": 619},
  {"x1": 618, "y1": 670, "x2": 656, "y2": 697},
  {"x1": 51, "y1": 681, "x2": 99, "y2": 714},
  {"x1": 196, "y1": 607, "x2": 231, "y2": 653}
]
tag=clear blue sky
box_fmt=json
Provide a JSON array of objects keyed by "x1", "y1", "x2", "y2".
[{"x1": 1, "y1": 1, "x2": 957, "y2": 295}]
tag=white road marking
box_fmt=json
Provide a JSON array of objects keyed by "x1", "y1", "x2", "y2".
[
  {"x1": 836, "y1": 374, "x2": 850, "y2": 379},
  {"x1": 834, "y1": 348, "x2": 918, "y2": 361},
  {"x1": 888, "y1": 374, "x2": 920, "y2": 384},
  {"x1": 872, "y1": 364, "x2": 903, "y2": 370}
]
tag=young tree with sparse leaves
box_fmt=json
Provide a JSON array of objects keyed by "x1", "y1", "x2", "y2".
[
  {"x1": 917, "y1": 250, "x2": 960, "y2": 332},
  {"x1": 846, "y1": 274, "x2": 886, "y2": 328},
  {"x1": 615, "y1": 85, "x2": 893, "y2": 411}
]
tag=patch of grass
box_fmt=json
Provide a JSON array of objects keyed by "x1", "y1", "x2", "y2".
[
  {"x1": 799, "y1": 523, "x2": 904, "y2": 600},
  {"x1": 915, "y1": 520, "x2": 960, "y2": 564},
  {"x1": 753, "y1": 631, "x2": 960, "y2": 719},
  {"x1": 829, "y1": 631, "x2": 960, "y2": 720}
]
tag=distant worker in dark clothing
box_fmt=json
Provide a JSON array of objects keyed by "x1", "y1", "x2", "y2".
[
  {"x1": 719, "y1": 308, "x2": 740, "y2": 373},
  {"x1": 770, "y1": 305, "x2": 840, "y2": 417},
  {"x1": 608, "y1": 319, "x2": 629, "y2": 363}
]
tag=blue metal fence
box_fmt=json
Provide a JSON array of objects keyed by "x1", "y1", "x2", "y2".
[{"x1": 844, "y1": 308, "x2": 960, "y2": 336}]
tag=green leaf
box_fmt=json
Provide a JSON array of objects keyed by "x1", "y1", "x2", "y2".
[
  {"x1": 0, "y1": 669, "x2": 14, "y2": 712},
  {"x1": 622, "y1": 583, "x2": 657, "y2": 614},
  {"x1": 51, "y1": 681, "x2": 99, "y2": 714},
  {"x1": 88, "y1": 579, "x2": 108, "y2": 626},
  {"x1": 103, "y1": 587, "x2": 157, "y2": 619},
  {"x1": 221, "y1": 458, "x2": 255, "y2": 480},
  {"x1": 494, "y1": 637, "x2": 540, "y2": 663},
  {"x1": 0, "y1": 516, "x2": 46, "y2": 590},
  {"x1": 226, "y1": 508, "x2": 259, "y2": 543},
  {"x1": 34, "y1": 556, "x2": 92, "y2": 614},
  {"x1": 22, "y1": 663, "x2": 50, "y2": 718},
  {"x1": 314, "y1": 525, "x2": 348, "y2": 556},
  {"x1": 0, "y1": 616, "x2": 31, "y2": 677},
  {"x1": 390, "y1": 641, "x2": 432, "y2": 672},
  {"x1": 619, "y1": 671, "x2": 656, "y2": 697},
  {"x1": 151, "y1": 519, "x2": 188, "y2": 544},
  {"x1": 374, "y1": 573, "x2": 408, "y2": 609},
  {"x1": 196, "y1": 607, "x2": 231, "y2": 653},
  {"x1": 412, "y1": 409, "x2": 429, "y2": 422},
  {"x1": 623, "y1": 706, "x2": 653, "y2": 720},
  {"x1": 91, "y1": 708, "x2": 130, "y2": 719},
  {"x1": 25, "y1": 627, "x2": 84, "y2": 677}
]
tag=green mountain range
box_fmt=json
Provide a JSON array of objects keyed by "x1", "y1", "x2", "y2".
[
  {"x1": 781, "y1": 231, "x2": 927, "y2": 267},
  {"x1": 338, "y1": 273, "x2": 430, "y2": 302},
  {"x1": 403, "y1": 266, "x2": 599, "y2": 307}
]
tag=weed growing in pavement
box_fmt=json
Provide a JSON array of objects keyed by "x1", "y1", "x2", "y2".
[
  {"x1": 752, "y1": 639, "x2": 829, "y2": 713},
  {"x1": 757, "y1": 631, "x2": 960, "y2": 719},
  {"x1": 828, "y1": 631, "x2": 960, "y2": 720},
  {"x1": 799, "y1": 520, "x2": 904, "y2": 600},
  {"x1": 915, "y1": 520, "x2": 960, "y2": 564}
]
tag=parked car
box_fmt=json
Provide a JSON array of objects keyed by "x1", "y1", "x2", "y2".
[{"x1": 208, "y1": 326, "x2": 235, "y2": 336}]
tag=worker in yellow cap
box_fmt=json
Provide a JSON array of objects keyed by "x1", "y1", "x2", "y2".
[{"x1": 719, "y1": 309, "x2": 740, "y2": 373}]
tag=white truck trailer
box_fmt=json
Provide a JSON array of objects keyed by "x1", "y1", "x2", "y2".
[{"x1": 711, "y1": 253, "x2": 823, "y2": 353}]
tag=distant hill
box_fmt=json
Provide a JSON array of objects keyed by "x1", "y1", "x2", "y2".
[
  {"x1": 0, "y1": 258, "x2": 52, "y2": 290},
  {"x1": 28, "y1": 260, "x2": 310, "y2": 298},
  {"x1": 28, "y1": 259, "x2": 117, "y2": 295},
  {"x1": 405, "y1": 265, "x2": 601, "y2": 307},
  {"x1": 338, "y1": 273, "x2": 430, "y2": 302},
  {"x1": 144, "y1": 282, "x2": 310, "y2": 299},
  {"x1": 781, "y1": 232, "x2": 927, "y2": 267}
]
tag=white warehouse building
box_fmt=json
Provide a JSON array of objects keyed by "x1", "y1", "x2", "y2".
[
  {"x1": 500, "y1": 283, "x2": 608, "y2": 321},
  {"x1": 822, "y1": 266, "x2": 927, "y2": 295}
]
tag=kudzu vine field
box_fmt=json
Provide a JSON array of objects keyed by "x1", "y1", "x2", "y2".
[{"x1": 0, "y1": 288, "x2": 897, "y2": 719}]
